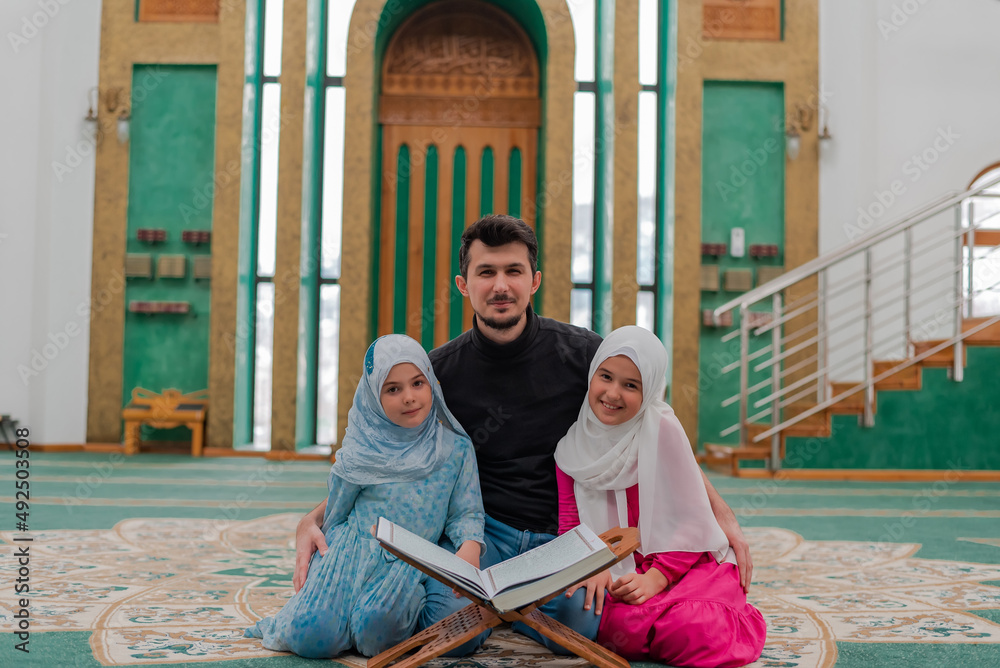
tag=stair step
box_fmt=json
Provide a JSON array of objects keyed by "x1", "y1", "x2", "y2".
[
  {"x1": 745, "y1": 423, "x2": 792, "y2": 454},
  {"x1": 829, "y1": 383, "x2": 874, "y2": 414},
  {"x1": 873, "y1": 361, "x2": 922, "y2": 390},
  {"x1": 747, "y1": 417, "x2": 827, "y2": 441},
  {"x1": 912, "y1": 340, "x2": 966, "y2": 367},
  {"x1": 783, "y1": 401, "x2": 833, "y2": 434},
  {"x1": 704, "y1": 442, "x2": 771, "y2": 477},
  {"x1": 963, "y1": 317, "x2": 1000, "y2": 345}
]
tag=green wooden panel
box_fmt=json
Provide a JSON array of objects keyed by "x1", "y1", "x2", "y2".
[
  {"x1": 123, "y1": 65, "x2": 218, "y2": 439},
  {"x1": 508, "y1": 147, "x2": 522, "y2": 218},
  {"x1": 421, "y1": 145, "x2": 439, "y2": 351},
  {"x1": 372, "y1": 0, "x2": 547, "y2": 324},
  {"x1": 393, "y1": 144, "x2": 411, "y2": 334},
  {"x1": 370, "y1": 130, "x2": 383, "y2": 346},
  {"x1": 481, "y1": 146, "x2": 494, "y2": 215},
  {"x1": 697, "y1": 81, "x2": 785, "y2": 448},
  {"x1": 450, "y1": 147, "x2": 467, "y2": 340}
]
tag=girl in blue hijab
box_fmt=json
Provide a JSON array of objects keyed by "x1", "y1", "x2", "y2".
[{"x1": 245, "y1": 335, "x2": 485, "y2": 658}]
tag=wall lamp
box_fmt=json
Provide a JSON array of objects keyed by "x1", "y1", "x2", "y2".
[
  {"x1": 785, "y1": 103, "x2": 816, "y2": 161},
  {"x1": 818, "y1": 105, "x2": 833, "y2": 141},
  {"x1": 84, "y1": 86, "x2": 131, "y2": 144}
]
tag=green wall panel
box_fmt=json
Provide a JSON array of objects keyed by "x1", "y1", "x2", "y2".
[
  {"x1": 508, "y1": 147, "x2": 522, "y2": 218},
  {"x1": 784, "y1": 347, "x2": 1000, "y2": 470},
  {"x1": 698, "y1": 81, "x2": 785, "y2": 448},
  {"x1": 481, "y1": 146, "x2": 494, "y2": 215},
  {"x1": 123, "y1": 65, "x2": 218, "y2": 440}
]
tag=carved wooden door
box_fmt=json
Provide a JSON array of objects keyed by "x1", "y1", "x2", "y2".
[{"x1": 376, "y1": 0, "x2": 540, "y2": 349}]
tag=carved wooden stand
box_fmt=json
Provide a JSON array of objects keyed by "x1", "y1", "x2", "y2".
[
  {"x1": 368, "y1": 527, "x2": 639, "y2": 668},
  {"x1": 122, "y1": 388, "x2": 209, "y2": 456}
]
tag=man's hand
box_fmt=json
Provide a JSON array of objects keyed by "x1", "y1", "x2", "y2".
[
  {"x1": 608, "y1": 569, "x2": 667, "y2": 605},
  {"x1": 450, "y1": 541, "x2": 482, "y2": 597},
  {"x1": 701, "y1": 470, "x2": 753, "y2": 593},
  {"x1": 292, "y1": 502, "x2": 328, "y2": 593},
  {"x1": 455, "y1": 540, "x2": 481, "y2": 569},
  {"x1": 564, "y1": 569, "x2": 613, "y2": 614}
]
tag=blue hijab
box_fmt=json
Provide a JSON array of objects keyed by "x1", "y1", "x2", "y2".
[{"x1": 331, "y1": 334, "x2": 468, "y2": 484}]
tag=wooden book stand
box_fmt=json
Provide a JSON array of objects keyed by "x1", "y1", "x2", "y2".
[{"x1": 368, "y1": 527, "x2": 640, "y2": 668}]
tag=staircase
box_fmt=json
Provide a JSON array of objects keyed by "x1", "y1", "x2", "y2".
[{"x1": 703, "y1": 175, "x2": 1000, "y2": 476}]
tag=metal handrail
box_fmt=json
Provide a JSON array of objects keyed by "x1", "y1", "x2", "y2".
[
  {"x1": 711, "y1": 174, "x2": 1000, "y2": 469},
  {"x1": 750, "y1": 314, "x2": 1000, "y2": 443},
  {"x1": 712, "y1": 175, "x2": 1000, "y2": 320}
]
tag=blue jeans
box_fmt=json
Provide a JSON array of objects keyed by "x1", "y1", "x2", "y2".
[{"x1": 417, "y1": 515, "x2": 602, "y2": 656}]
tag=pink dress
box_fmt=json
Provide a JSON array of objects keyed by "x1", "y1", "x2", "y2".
[{"x1": 556, "y1": 467, "x2": 766, "y2": 668}]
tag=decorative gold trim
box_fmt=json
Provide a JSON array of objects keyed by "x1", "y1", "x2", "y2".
[
  {"x1": 377, "y1": 96, "x2": 541, "y2": 127},
  {"x1": 702, "y1": 0, "x2": 781, "y2": 41},
  {"x1": 138, "y1": 0, "x2": 220, "y2": 24}
]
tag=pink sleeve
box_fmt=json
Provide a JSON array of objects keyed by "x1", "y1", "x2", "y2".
[
  {"x1": 637, "y1": 550, "x2": 704, "y2": 584},
  {"x1": 555, "y1": 465, "x2": 581, "y2": 536}
]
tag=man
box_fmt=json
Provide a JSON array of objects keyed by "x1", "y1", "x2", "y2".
[{"x1": 294, "y1": 214, "x2": 753, "y2": 654}]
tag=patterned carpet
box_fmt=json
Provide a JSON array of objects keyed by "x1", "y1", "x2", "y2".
[{"x1": 1, "y1": 453, "x2": 999, "y2": 667}]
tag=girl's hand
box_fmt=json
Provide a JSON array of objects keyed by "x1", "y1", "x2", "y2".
[
  {"x1": 608, "y1": 569, "x2": 667, "y2": 605},
  {"x1": 293, "y1": 508, "x2": 328, "y2": 593},
  {"x1": 565, "y1": 569, "x2": 612, "y2": 614},
  {"x1": 455, "y1": 540, "x2": 481, "y2": 569}
]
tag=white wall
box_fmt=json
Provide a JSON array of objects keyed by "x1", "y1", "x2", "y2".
[
  {"x1": 818, "y1": 0, "x2": 1000, "y2": 379},
  {"x1": 0, "y1": 0, "x2": 101, "y2": 443}
]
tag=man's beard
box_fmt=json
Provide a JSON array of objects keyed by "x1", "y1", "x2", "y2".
[{"x1": 477, "y1": 299, "x2": 525, "y2": 331}]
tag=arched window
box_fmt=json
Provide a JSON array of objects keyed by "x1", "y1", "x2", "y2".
[{"x1": 964, "y1": 164, "x2": 1000, "y2": 317}]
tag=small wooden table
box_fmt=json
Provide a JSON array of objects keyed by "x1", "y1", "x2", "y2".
[
  {"x1": 122, "y1": 388, "x2": 209, "y2": 456},
  {"x1": 368, "y1": 527, "x2": 640, "y2": 668}
]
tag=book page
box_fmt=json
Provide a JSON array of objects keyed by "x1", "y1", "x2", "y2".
[
  {"x1": 376, "y1": 518, "x2": 488, "y2": 595},
  {"x1": 484, "y1": 525, "x2": 606, "y2": 594}
]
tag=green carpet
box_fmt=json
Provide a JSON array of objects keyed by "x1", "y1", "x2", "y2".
[{"x1": 1, "y1": 452, "x2": 999, "y2": 667}]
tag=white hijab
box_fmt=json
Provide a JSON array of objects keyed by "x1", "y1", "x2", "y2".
[{"x1": 554, "y1": 326, "x2": 733, "y2": 578}]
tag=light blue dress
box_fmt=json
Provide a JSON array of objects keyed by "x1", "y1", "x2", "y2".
[{"x1": 245, "y1": 435, "x2": 484, "y2": 658}]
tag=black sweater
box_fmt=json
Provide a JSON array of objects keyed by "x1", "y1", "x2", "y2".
[{"x1": 429, "y1": 307, "x2": 602, "y2": 533}]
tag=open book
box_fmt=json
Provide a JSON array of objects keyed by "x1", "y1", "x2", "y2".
[{"x1": 376, "y1": 517, "x2": 618, "y2": 613}]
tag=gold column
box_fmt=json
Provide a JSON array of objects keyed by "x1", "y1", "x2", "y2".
[
  {"x1": 88, "y1": 0, "x2": 233, "y2": 443},
  {"x1": 673, "y1": 0, "x2": 819, "y2": 443},
  {"x1": 611, "y1": 0, "x2": 639, "y2": 329},
  {"x1": 207, "y1": 2, "x2": 247, "y2": 448},
  {"x1": 536, "y1": 0, "x2": 576, "y2": 324},
  {"x1": 269, "y1": 0, "x2": 308, "y2": 452}
]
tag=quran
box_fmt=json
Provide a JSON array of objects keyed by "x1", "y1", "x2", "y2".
[{"x1": 376, "y1": 517, "x2": 617, "y2": 614}]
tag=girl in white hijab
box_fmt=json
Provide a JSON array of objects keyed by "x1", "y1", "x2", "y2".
[{"x1": 554, "y1": 326, "x2": 765, "y2": 668}]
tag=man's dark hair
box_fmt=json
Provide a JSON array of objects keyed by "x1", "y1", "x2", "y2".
[{"x1": 458, "y1": 214, "x2": 539, "y2": 278}]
